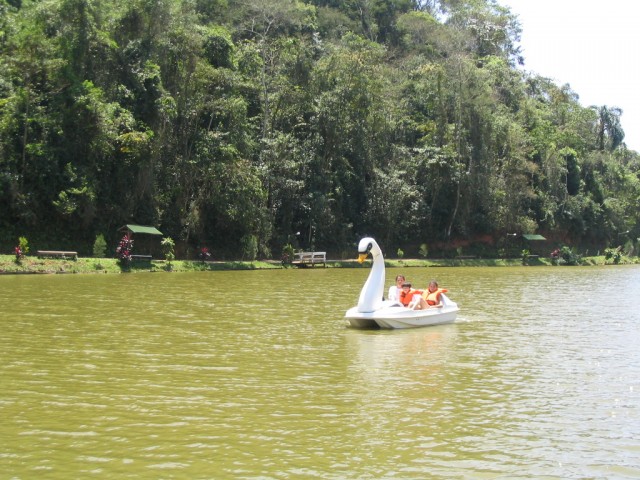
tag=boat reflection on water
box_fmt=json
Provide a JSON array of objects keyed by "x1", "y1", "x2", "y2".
[
  {"x1": 343, "y1": 325, "x2": 460, "y2": 442},
  {"x1": 344, "y1": 325, "x2": 459, "y2": 382}
]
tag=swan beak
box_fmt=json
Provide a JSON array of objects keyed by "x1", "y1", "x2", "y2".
[{"x1": 357, "y1": 253, "x2": 368, "y2": 264}]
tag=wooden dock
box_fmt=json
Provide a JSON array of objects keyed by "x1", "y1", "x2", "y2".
[{"x1": 292, "y1": 251, "x2": 326, "y2": 268}]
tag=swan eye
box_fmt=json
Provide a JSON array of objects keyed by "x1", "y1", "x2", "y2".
[{"x1": 367, "y1": 243, "x2": 372, "y2": 253}]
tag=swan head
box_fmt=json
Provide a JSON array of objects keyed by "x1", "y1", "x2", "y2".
[{"x1": 357, "y1": 237, "x2": 381, "y2": 263}]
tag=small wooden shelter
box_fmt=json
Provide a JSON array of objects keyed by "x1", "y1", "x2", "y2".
[
  {"x1": 118, "y1": 224, "x2": 163, "y2": 258},
  {"x1": 522, "y1": 233, "x2": 547, "y2": 256}
]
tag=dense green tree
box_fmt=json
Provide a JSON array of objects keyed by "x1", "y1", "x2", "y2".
[
  {"x1": 1, "y1": 0, "x2": 638, "y2": 256},
  {"x1": 594, "y1": 105, "x2": 624, "y2": 152}
]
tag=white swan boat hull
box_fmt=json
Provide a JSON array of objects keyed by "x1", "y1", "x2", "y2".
[{"x1": 345, "y1": 294, "x2": 459, "y2": 329}]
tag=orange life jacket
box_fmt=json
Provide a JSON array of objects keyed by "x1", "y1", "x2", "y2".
[
  {"x1": 399, "y1": 288, "x2": 423, "y2": 306},
  {"x1": 422, "y1": 288, "x2": 447, "y2": 305}
]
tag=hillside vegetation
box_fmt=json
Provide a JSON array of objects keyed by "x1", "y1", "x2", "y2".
[{"x1": 1, "y1": 0, "x2": 638, "y2": 259}]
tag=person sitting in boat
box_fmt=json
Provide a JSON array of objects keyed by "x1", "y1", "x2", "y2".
[
  {"x1": 399, "y1": 282, "x2": 423, "y2": 307},
  {"x1": 387, "y1": 274, "x2": 406, "y2": 302},
  {"x1": 411, "y1": 280, "x2": 447, "y2": 310}
]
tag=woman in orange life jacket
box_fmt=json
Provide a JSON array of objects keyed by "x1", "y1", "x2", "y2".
[
  {"x1": 411, "y1": 280, "x2": 447, "y2": 310},
  {"x1": 398, "y1": 282, "x2": 423, "y2": 307}
]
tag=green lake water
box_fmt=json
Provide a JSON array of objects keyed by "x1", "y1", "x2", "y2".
[{"x1": 1, "y1": 265, "x2": 639, "y2": 479}]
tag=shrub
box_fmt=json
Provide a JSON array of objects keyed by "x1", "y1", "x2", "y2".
[
  {"x1": 418, "y1": 243, "x2": 428, "y2": 258},
  {"x1": 560, "y1": 245, "x2": 582, "y2": 266},
  {"x1": 18, "y1": 237, "x2": 29, "y2": 255},
  {"x1": 396, "y1": 248, "x2": 404, "y2": 259},
  {"x1": 93, "y1": 234, "x2": 107, "y2": 258},
  {"x1": 281, "y1": 243, "x2": 295, "y2": 265},
  {"x1": 604, "y1": 246, "x2": 622, "y2": 264},
  {"x1": 240, "y1": 234, "x2": 258, "y2": 261},
  {"x1": 161, "y1": 237, "x2": 175, "y2": 264}
]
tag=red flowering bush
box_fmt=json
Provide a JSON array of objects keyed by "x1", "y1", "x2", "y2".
[
  {"x1": 14, "y1": 237, "x2": 29, "y2": 263},
  {"x1": 115, "y1": 234, "x2": 134, "y2": 266},
  {"x1": 198, "y1": 246, "x2": 212, "y2": 262}
]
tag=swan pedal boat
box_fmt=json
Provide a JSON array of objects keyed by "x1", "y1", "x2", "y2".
[
  {"x1": 344, "y1": 237, "x2": 459, "y2": 329},
  {"x1": 345, "y1": 295, "x2": 458, "y2": 329}
]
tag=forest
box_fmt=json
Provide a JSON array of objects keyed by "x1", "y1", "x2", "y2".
[{"x1": 1, "y1": 0, "x2": 639, "y2": 259}]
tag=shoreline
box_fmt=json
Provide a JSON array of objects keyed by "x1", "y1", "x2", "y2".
[{"x1": 1, "y1": 254, "x2": 637, "y2": 275}]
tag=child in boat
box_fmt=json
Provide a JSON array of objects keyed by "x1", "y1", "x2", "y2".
[
  {"x1": 399, "y1": 282, "x2": 423, "y2": 307},
  {"x1": 411, "y1": 280, "x2": 447, "y2": 310}
]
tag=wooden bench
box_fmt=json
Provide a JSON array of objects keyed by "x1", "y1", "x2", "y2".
[
  {"x1": 130, "y1": 254, "x2": 153, "y2": 262},
  {"x1": 37, "y1": 250, "x2": 78, "y2": 260},
  {"x1": 293, "y1": 251, "x2": 326, "y2": 268}
]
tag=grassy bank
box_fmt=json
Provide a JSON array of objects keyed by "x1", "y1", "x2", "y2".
[
  {"x1": 0, "y1": 255, "x2": 283, "y2": 274},
  {"x1": 1, "y1": 253, "x2": 635, "y2": 275}
]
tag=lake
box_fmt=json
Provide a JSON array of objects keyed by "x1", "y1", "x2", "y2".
[{"x1": 1, "y1": 265, "x2": 639, "y2": 479}]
